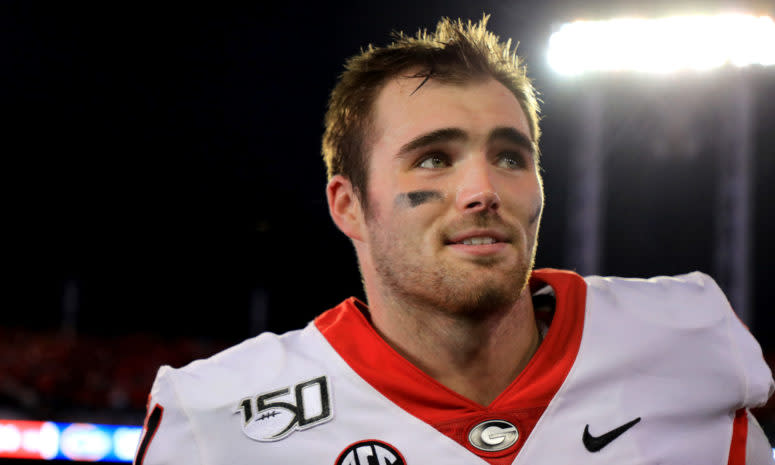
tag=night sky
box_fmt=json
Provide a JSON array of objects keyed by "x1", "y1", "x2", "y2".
[{"x1": 5, "y1": 1, "x2": 774, "y2": 350}]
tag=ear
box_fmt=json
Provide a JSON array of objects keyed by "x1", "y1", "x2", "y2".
[{"x1": 326, "y1": 175, "x2": 366, "y2": 242}]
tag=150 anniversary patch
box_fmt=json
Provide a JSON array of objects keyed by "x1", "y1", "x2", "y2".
[{"x1": 235, "y1": 375, "x2": 332, "y2": 441}]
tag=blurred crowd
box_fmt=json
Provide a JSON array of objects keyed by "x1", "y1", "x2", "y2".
[{"x1": 0, "y1": 328, "x2": 229, "y2": 425}]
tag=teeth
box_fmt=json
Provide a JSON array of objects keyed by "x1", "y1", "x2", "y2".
[{"x1": 461, "y1": 237, "x2": 496, "y2": 245}]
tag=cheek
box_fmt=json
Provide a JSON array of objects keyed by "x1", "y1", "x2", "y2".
[
  {"x1": 529, "y1": 195, "x2": 543, "y2": 226},
  {"x1": 504, "y1": 180, "x2": 542, "y2": 212},
  {"x1": 393, "y1": 201, "x2": 448, "y2": 250},
  {"x1": 533, "y1": 176, "x2": 546, "y2": 223},
  {"x1": 529, "y1": 179, "x2": 545, "y2": 224}
]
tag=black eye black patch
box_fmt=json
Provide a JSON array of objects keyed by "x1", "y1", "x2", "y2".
[{"x1": 395, "y1": 190, "x2": 444, "y2": 208}]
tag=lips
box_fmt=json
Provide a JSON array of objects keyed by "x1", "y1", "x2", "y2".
[{"x1": 445, "y1": 229, "x2": 509, "y2": 245}]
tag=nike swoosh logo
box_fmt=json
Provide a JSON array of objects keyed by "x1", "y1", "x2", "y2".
[{"x1": 583, "y1": 417, "x2": 641, "y2": 452}]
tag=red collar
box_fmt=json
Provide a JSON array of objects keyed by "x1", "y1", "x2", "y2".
[{"x1": 315, "y1": 269, "x2": 587, "y2": 462}]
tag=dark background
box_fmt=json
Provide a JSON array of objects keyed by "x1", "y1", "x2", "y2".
[{"x1": 3, "y1": 0, "x2": 774, "y2": 434}]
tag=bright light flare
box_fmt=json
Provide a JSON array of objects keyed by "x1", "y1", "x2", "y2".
[{"x1": 548, "y1": 14, "x2": 775, "y2": 75}]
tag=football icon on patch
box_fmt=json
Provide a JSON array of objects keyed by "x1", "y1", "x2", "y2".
[
  {"x1": 236, "y1": 376, "x2": 333, "y2": 442},
  {"x1": 244, "y1": 405, "x2": 298, "y2": 441}
]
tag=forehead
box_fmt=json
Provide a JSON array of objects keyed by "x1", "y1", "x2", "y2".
[{"x1": 370, "y1": 75, "x2": 530, "y2": 154}]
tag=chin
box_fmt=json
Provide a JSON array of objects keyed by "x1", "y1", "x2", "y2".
[{"x1": 435, "y1": 269, "x2": 529, "y2": 318}]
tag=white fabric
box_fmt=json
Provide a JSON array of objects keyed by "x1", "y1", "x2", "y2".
[
  {"x1": 139, "y1": 327, "x2": 484, "y2": 464},
  {"x1": 136, "y1": 272, "x2": 773, "y2": 464},
  {"x1": 518, "y1": 272, "x2": 773, "y2": 464},
  {"x1": 746, "y1": 410, "x2": 775, "y2": 465}
]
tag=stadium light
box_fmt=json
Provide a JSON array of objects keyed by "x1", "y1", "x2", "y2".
[
  {"x1": 548, "y1": 14, "x2": 775, "y2": 75},
  {"x1": 0, "y1": 419, "x2": 142, "y2": 462},
  {"x1": 549, "y1": 13, "x2": 768, "y2": 324}
]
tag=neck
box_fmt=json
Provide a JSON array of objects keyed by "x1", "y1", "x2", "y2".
[{"x1": 366, "y1": 285, "x2": 540, "y2": 406}]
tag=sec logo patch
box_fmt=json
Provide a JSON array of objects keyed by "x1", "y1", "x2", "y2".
[{"x1": 335, "y1": 440, "x2": 405, "y2": 465}]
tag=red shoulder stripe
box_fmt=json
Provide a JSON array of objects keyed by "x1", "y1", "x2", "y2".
[{"x1": 726, "y1": 408, "x2": 748, "y2": 465}]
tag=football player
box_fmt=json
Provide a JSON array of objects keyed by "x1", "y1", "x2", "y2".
[{"x1": 135, "y1": 16, "x2": 774, "y2": 464}]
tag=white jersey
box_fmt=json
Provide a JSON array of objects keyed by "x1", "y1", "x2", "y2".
[{"x1": 134, "y1": 270, "x2": 774, "y2": 465}]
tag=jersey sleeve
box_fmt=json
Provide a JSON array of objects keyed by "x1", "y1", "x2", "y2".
[
  {"x1": 745, "y1": 410, "x2": 775, "y2": 465},
  {"x1": 716, "y1": 281, "x2": 775, "y2": 408},
  {"x1": 133, "y1": 366, "x2": 205, "y2": 465}
]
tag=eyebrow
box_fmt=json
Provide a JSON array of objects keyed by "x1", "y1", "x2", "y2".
[
  {"x1": 487, "y1": 127, "x2": 536, "y2": 155},
  {"x1": 397, "y1": 128, "x2": 467, "y2": 157},
  {"x1": 397, "y1": 126, "x2": 535, "y2": 157}
]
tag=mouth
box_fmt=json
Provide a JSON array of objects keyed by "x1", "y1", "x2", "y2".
[
  {"x1": 453, "y1": 236, "x2": 500, "y2": 246},
  {"x1": 445, "y1": 230, "x2": 510, "y2": 245},
  {"x1": 444, "y1": 231, "x2": 511, "y2": 256}
]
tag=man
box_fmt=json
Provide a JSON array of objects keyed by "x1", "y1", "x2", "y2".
[{"x1": 134, "y1": 16, "x2": 774, "y2": 464}]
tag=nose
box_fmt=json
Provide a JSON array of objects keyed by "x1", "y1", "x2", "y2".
[{"x1": 455, "y1": 159, "x2": 500, "y2": 214}]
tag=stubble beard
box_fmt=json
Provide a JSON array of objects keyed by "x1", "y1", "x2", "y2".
[{"x1": 368, "y1": 219, "x2": 536, "y2": 319}]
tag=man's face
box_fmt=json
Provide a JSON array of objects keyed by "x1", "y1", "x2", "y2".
[{"x1": 359, "y1": 76, "x2": 544, "y2": 315}]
